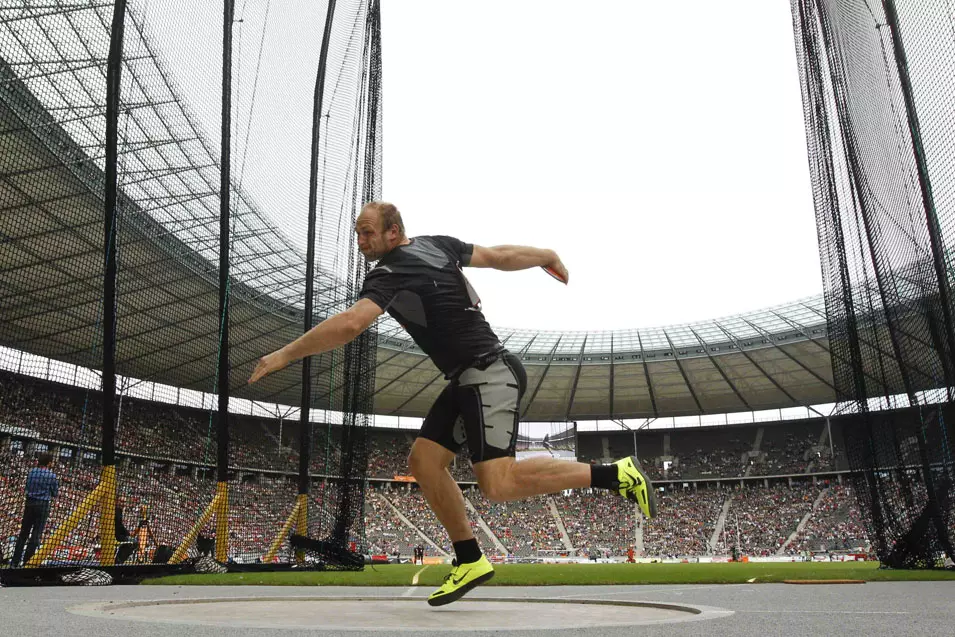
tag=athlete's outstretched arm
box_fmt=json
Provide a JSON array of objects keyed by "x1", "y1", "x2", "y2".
[
  {"x1": 469, "y1": 244, "x2": 569, "y2": 282},
  {"x1": 248, "y1": 298, "x2": 383, "y2": 384}
]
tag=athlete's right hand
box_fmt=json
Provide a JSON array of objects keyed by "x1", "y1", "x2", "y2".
[{"x1": 248, "y1": 349, "x2": 292, "y2": 384}]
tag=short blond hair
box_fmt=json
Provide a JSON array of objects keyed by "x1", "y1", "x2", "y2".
[{"x1": 362, "y1": 201, "x2": 405, "y2": 238}]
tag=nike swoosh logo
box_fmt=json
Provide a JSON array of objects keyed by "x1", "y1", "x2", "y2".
[
  {"x1": 452, "y1": 569, "x2": 472, "y2": 585},
  {"x1": 621, "y1": 474, "x2": 642, "y2": 489}
]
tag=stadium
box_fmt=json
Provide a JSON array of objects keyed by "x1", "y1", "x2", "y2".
[{"x1": 1, "y1": 0, "x2": 954, "y2": 635}]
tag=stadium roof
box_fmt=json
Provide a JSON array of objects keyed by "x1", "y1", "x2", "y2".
[
  {"x1": 0, "y1": 53, "x2": 839, "y2": 420},
  {"x1": 0, "y1": 5, "x2": 880, "y2": 421}
]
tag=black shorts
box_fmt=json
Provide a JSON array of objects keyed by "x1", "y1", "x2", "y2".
[{"x1": 418, "y1": 351, "x2": 527, "y2": 464}]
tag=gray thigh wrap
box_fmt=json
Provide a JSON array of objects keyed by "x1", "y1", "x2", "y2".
[{"x1": 458, "y1": 357, "x2": 520, "y2": 452}]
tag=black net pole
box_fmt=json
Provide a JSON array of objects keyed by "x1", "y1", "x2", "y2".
[
  {"x1": 98, "y1": 0, "x2": 127, "y2": 567},
  {"x1": 292, "y1": 0, "x2": 338, "y2": 563},
  {"x1": 882, "y1": 0, "x2": 955, "y2": 395},
  {"x1": 103, "y1": 0, "x2": 126, "y2": 474},
  {"x1": 215, "y1": 0, "x2": 235, "y2": 563},
  {"x1": 331, "y1": 0, "x2": 380, "y2": 548},
  {"x1": 297, "y1": 0, "x2": 338, "y2": 528}
]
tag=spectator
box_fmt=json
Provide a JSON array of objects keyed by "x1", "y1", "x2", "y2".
[{"x1": 11, "y1": 452, "x2": 59, "y2": 567}]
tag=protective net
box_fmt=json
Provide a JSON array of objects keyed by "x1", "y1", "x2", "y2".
[
  {"x1": 790, "y1": 0, "x2": 955, "y2": 567},
  {"x1": 0, "y1": 0, "x2": 379, "y2": 576}
]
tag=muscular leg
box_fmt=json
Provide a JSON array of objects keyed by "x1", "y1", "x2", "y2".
[
  {"x1": 474, "y1": 456, "x2": 591, "y2": 502},
  {"x1": 408, "y1": 438, "x2": 473, "y2": 543}
]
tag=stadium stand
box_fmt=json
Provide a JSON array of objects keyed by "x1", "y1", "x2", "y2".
[
  {"x1": 1, "y1": 370, "x2": 871, "y2": 561},
  {"x1": 643, "y1": 488, "x2": 727, "y2": 557},
  {"x1": 791, "y1": 484, "x2": 867, "y2": 552},
  {"x1": 387, "y1": 489, "x2": 460, "y2": 555},
  {"x1": 467, "y1": 492, "x2": 564, "y2": 557},
  {"x1": 753, "y1": 420, "x2": 825, "y2": 476},
  {"x1": 721, "y1": 483, "x2": 821, "y2": 556},
  {"x1": 553, "y1": 489, "x2": 635, "y2": 557},
  {"x1": 363, "y1": 489, "x2": 422, "y2": 557},
  {"x1": 668, "y1": 428, "x2": 752, "y2": 479}
]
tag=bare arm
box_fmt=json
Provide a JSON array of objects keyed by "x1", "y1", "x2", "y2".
[
  {"x1": 248, "y1": 298, "x2": 383, "y2": 384},
  {"x1": 470, "y1": 244, "x2": 569, "y2": 282}
]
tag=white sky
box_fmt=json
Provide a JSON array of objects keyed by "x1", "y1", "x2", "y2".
[
  {"x1": 379, "y1": 0, "x2": 821, "y2": 331},
  {"x1": 131, "y1": 0, "x2": 821, "y2": 333}
]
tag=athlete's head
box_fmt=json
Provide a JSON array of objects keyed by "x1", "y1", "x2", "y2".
[{"x1": 356, "y1": 201, "x2": 406, "y2": 261}]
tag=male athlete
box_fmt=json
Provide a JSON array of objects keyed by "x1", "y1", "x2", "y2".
[{"x1": 249, "y1": 201, "x2": 656, "y2": 605}]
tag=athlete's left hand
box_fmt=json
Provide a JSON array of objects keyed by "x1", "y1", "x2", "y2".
[{"x1": 248, "y1": 349, "x2": 292, "y2": 384}]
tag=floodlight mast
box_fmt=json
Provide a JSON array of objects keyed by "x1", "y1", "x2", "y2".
[{"x1": 612, "y1": 418, "x2": 656, "y2": 458}]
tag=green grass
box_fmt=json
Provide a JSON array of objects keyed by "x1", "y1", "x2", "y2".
[{"x1": 142, "y1": 561, "x2": 955, "y2": 587}]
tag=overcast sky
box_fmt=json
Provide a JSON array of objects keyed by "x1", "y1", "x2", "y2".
[
  {"x1": 378, "y1": 0, "x2": 821, "y2": 331},
  {"x1": 138, "y1": 0, "x2": 822, "y2": 334}
]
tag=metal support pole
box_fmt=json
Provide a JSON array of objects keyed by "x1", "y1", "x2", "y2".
[
  {"x1": 98, "y1": 0, "x2": 127, "y2": 568},
  {"x1": 298, "y1": 0, "x2": 338, "y2": 508},
  {"x1": 214, "y1": 0, "x2": 235, "y2": 563},
  {"x1": 883, "y1": 0, "x2": 955, "y2": 396},
  {"x1": 102, "y1": 0, "x2": 125, "y2": 476},
  {"x1": 826, "y1": 417, "x2": 835, "y2": 464}
]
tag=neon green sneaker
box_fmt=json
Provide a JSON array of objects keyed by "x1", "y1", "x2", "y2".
[
  {"x1": 612, "y1": 455, "x2": 658, "y2": 519},
  {"x1": 427, "y1": 555, "x2": 495, "y2": 606}
]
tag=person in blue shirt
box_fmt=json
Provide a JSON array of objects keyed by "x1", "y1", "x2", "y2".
[{"x1": 11, "y1": 452, "x2": 59, "y2": 567}]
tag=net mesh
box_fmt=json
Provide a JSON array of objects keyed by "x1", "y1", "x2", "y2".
[
  {"x1": 790, "y1": 0, "x2": 955, "y2": 567},
  {"x1": 0, "y1": 0, "x2": 379, "y2": 573}
]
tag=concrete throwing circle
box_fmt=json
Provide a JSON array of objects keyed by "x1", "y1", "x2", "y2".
[{"x1": 70, "y1": 596, "x2": 733, "y2": 631}]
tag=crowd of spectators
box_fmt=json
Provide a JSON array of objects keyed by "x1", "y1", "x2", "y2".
[
  {"x1": 385, "y1": 488, "x2": 462, "y2": 555},
  {"x1": 362, "y1": 489, "x2": 421, "y2": 557},
  {"x1": 720, "y1": 483, "x2": 820, "y2": 556},
  {"x1": 807, "y1": 442, "x2": 844, "y2": 472},
  {"x1": 0, "y1": 371, "x2": 487, "y2": 485},
  {"x1": 3, "y1": 443, "x2": 880, "y2": 562},
  {"x1": 592, "y1": 423, "x2": 847, "y2": 481},
  {"x1": 365, "y1": 432, "x2": 410, "y2": 479},
  {"x1": 467, "y1": 492, "x2": 564, "y2": 557},
  {"x1": 643, "y1": 488, "x2": 726, "y2": 557},
  {"x1": 0, "y1": 447, "x2": 349, "y2": 564},
  {"x1": 751, "y1": 431, "x2": 818, "y2": 476},
  {"x1": 791, "y1": 485, "x2": 866, "y2": 552},
  {"x1": 0, "y1": 372, "x2": 338, "y2": 474},
  {"x1": 1, "y1": 369, "x2": 885, "y2": 562},
  {"x1": 2, "y1": 371, "x2": 858, "y2": 483},
  {"x1": 553, "y1": 489, "x2": 635, "y2": 557},
  {"x1": 678, "y1": 441, "x2": 751, "y2": 479}
]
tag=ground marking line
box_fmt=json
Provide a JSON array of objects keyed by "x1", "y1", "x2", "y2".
[
  {"x1": 741, "y1": 610, "x2": 909, "y2": 615},
  {"x1": 551, "y1": 585, "x2": 749, "y2": 599},
  {"x1": 401, "y1": 587, "x2": 417, "y2": 597},
  {"x1": 412, "y1": 565, "x2": 429, "y2": 586}
]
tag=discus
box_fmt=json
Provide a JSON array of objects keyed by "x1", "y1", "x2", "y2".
[{"x1": 541, "y1": 265, "x2": 568, "y2": 284}]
